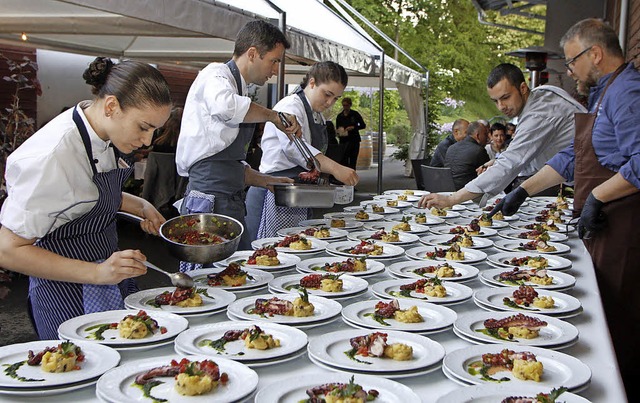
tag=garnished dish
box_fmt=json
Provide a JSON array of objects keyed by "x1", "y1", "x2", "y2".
[
  {"x1": 313, "y1": 257, "x2": 367, "y2": 273},
  {"x1": 303, "y1": 375, "x2": 379, "y2": 402},
  {"x1": 458, "y1": 219, "x2": 482, "y2": 235},
  {"x1": 125, "y1": 287, "x2": 236, "y2": 317},
  {"x1": 288, "y1": 273, "x2": 344, "y2": 292},
  {"x1": 414, "y1": 213, "x2": 427, "y2": 224},
  {"x1": 502, "y1": 256, "x2": 549, "y2": 269},
  {"x1": 395, "y1": 278, "x2": 447, "y2": 298},
  {"x1": 345, "y1": 332, "x2": 413, "y2": 363},
  {"x1": 150, "y1": 287, "x2": 205, "y2": 308},
  {"x1": 85, "y1": 310, "x2": 167, "y2": 341},
  {"x1": 348, "y1": 240, "x2": 384, "y2": 256},
  {"x1": 498, "y1": 268, "x2": 554, "y2": 286},
  {"x1": 534, "y1": 208, "x2": 564, "y2": 224},
  {"x1": 524, "y1": 220, "x2": 560, "y2": 232},
  {"x1": 2, "y1": 341, "x2": 84, "y2": 383},
  {"x1": 391, "y1": 218, "x2": 412, "y2": 232},
  {"x1": 198, "y1": 325, "x2": 280, "y2": 353},
  {"x1": 363, "y1": 299, "x2": 424, "y2": 326},
  {"x1": 514, "y1": 240, "x2": 557, "y2": 253},
  {"x1": 206, "y1": 262, "x2": 253, "y2": 287},
  {"x1": 467, "y1": 349, "x2": 543, "y2": 383},
  {"x1": 164, "y1": 217, "x2": 228, "y2": 245},
  {"x1": 442, "y1": 234, "x2": 474, "y2": 247},
  {"x1": 248, "y1": 290, "x2": 314, "y2": 318},
  {"x1": 331, "y1": 218, "x2": 346, "y2": 228},
  {"x1": 478, "y1": 314, "x2": 548, "y2": 341},
  {"x1": 247, "y1": 247, "x2": 280, "y2": 266},
  {"x1": 431, "y1": 207, "x2": 448, "y2": 217},
  {"x1": 478, "y1": 214, "x2": 493, "y2": 227},
  {"x1": 501, "y1": 386, "x2": 569, "y2": 403},
  {"x1": 413, "y1": 262, "x2": 461, "y2": 278},
  {"x1": 273, "y1": 235, "x2": 312, "y2": 251},
  {"x1": 503, "y1": 286, "x2": 555, "y2": 311},
  {"x1": 427, "y1": 244, "x2": 464, "y2": 260},
  {"x1": 370, "y1": 229, "x2": 400, "y2": 243},
  {"x1": 386, "y1": 200, "x2": 398, "y2": 207},
  {"x1": 355, "y1": 210, "x2": 370, "y2": 220}
]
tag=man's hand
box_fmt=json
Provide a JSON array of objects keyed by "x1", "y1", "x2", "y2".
[
  {"x1": 489, "y1": 186, "x2": 528, "y2": 217},
  {"x1": 274, "y1": 111, "x2": 302, "y2": 138},
  {"x1": 578, "y1": 193, "x2": 607, "y2": 239},
  {"x1": 417, "y1": 193, "x2": 454, "y2": 209}
]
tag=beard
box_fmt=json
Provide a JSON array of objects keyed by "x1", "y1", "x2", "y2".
[{"x1": 576, "y1": 66, "x2": 599, "y2": 96}]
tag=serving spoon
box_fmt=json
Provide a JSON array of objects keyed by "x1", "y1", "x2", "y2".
[{"x1": 142, "y1": 260, "x2": 194, "y2": 288}]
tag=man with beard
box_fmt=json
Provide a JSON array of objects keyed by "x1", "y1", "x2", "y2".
[
  {"x1": 418, "y1": 63, "x2": 584, "y2": 208},
  {"x1": 489, "y1": 18, "x2": 640, "y2": 400}
]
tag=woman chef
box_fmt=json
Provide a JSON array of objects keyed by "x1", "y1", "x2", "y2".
[{"x1": 0, "y1": 57, "x2": 172, "y2": 339}]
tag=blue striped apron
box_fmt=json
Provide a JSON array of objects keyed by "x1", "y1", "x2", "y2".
[{"x1": 28, "y1": 106, "x2": 136, "y2": 339}]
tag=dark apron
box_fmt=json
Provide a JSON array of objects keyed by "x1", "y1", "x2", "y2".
[
  {"x1": 29, "y1": 106, "x2": 136, "y2": 339},
  {"x1": 573, "y1": 63, "x2": 640, "y2": 399}
]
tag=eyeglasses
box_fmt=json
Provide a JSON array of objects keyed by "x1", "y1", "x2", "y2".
[{"x1": 564, "y1": 46, "x2": 593, "y2": 73}]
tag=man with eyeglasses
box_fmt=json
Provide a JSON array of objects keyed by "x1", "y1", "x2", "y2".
[{"x1": 490, "y1": 18, "x2": 640, "y2": 400}]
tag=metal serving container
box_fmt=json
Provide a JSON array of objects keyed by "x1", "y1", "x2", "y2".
[{"x1": 272, "y1": 183, "x2": 337, "y2": 208}]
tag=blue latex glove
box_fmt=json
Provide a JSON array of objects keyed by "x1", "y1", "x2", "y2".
[
  {"x1": 489, "y1": 186, "x2": 529, "y2": 217},
  {"x1": 578, "y1": 193, "x2": 607, "y2": 239}
]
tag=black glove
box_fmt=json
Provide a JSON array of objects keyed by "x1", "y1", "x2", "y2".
[
  {"x1": 578, "y1": 193, "x2": 607, "y2": 239},
  {"x1": 489, "y1": 186, "x2": 529, "y2": 217}
]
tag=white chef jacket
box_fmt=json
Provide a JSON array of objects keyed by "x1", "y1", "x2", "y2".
[
  {"x1": 176, "y1": 62, "x2": 252, "y2": 176},
  {"x1": 259, "y1": 91, "x2": 322, "y2": 174},
  {"x1": 0, "y1": 102, "x2": 117, "y2": 239}
]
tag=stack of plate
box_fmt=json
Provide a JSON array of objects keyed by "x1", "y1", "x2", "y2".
[
  {"x1": 405, "y1": 245, "x2": 487, "y2": 264},
  {"x1": 268, "y1": 273, "x2": 369, "y2": 300},
  {"x1": 442, "y1": 344, "x2": 591, "y2": 392},
  {"x1": 187, "y1": 266, "x2": 274, "y2": 295},
  {"x1": 436, "y1": 383, "x2": 591, "y2": 403},
  {"x1": 219, "y1": 250, "x2": 301, "y2": 273},
  {"x1": 124, "y1": 287, "x2": 236, "y2": 318},
  {"x1": 251, "y1": 237, "x2": 329, "y2": 256},
  {"x1": 58, "y1": 310, "x2": 189, "y2": 352},
  {"x1": 226, "y1": 293, "x2": 343, "y2": 329},
  {"x1": 479, "y1": 267, "x2": 576, "y2": 291},
  {"x1": 453, "y1": 311, "x2": 579, "y2": 350},
  {"x1": 0, "y1": 340, "x2": 120, "y2": 397},
  {"x1": 307, "y1": 329, "x2": 446, "y2": 378},
  {"x1": 386, "y1": 259, "x2": 479, "y2": 282},
  {"x1": 348, "y1": 230, "x2": 419, "y2": 246},
  {"x1": 299, "y1": 218, "x2": 364, "y2": 231},
  {"x1": 276, "y1": 226, "x2": 349, "y2": 241},
  {"x1": 487, "y1": 252, "x2": 573, "y2": 270},
  {"x1": 341, "y1": 299, "x2": 457, "y2": 334},
  {"x1": 473, "y1": 288, "x2": 583, "y2": 319},
  {"x1": 326, "y1": 240, "x2": 405, "y2": 260},
  {"x1": 96, "y1": 354, "x2": 258, "y2": 402},
  {"x1": 173, "y1": 321, "x2": 308, "y2": 367},
  {"x1": 370, "y1": 278, "x2": 473, "y2": 306}
]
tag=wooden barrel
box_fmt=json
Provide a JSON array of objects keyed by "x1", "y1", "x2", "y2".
[
  {"x1": 370, "y1": 131, "x2": 387, "y2": 163},
  {"x1": 356, "y1": 133, "x2": 373, "y2": 170}
]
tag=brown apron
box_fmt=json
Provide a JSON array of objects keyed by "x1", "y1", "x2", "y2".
[{"x1": 573, "y1": 63, "x2": 640, "y2": 400}]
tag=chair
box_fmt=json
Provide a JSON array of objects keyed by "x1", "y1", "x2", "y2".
[{"x1": 420, "y1": 165, "x2": 456, "y2": 193}]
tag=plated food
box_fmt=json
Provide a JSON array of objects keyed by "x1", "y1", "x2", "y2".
[
  {"x1": 326, "y1": 240, "x2": 405, "y2": 259},
  {"x1": 324, "y1": 212, "x2": 385, "y2": 222},
  {"x1": 251, "y1": 236, "x2": 329, "y2": 255},
  {"x1": 435, "y1": 384, "x2": 590, "y2": 403},
  {"x1": 297, "y1": 256, "x2": 385, "y2": 277},
  {"x1": 371, "y1": 278, "x2": 473, "y2": 305},
  {"x1": 188, "y1": 266, "x2": 273, "y2": 293},
  {"x1": 365, "y1": 220, "x2": 431, "y2": 234},
  {"x1": 493, "y1": 239, "x2": 570, "y2": 255},
  {"x1": 405, "y1": 245, "x2": 487, "y2": 264},
  {"x1": 419, "y1": 234, "x2": 494, "y2": 249},
  {"x1": 124, "y1": 287, "x2": 236, "y2": 317},
  {"x1": 499, "y1": 228, "x2": 569, "y2": 243},
  {"x1": 428, "y1": 224, "x2": 498, "y2": 237},
  {"x1": 474, "y1": 287, "x2": 583, "y2": 318},
  {"x1": 268, "y1": 273, "x2": 369, "y2": 299},
  {"x1": 386, "y1": 259, "x2": 479, "y2": 282},
  {"x1": 299, "y1": 218, "x2": 365, "y2": 231},
  {"x1": 479, "y1": 267, "x2": 576, "y2": 291},
  {"x1": 220, "y1": 250, "x2": 300, "y2": 272},
  {"x1": 276, "y1": 226, "x2": 348, "y2": 241},
  {"x1": 385, "y1": 213, "x2": 445, "y2": 226},
  {"x1": 488, "y1": 252, "x2": 572, "y2": 271},
  {"x1": 348, "y1": 229, "x2": 420, "y2": 246}
]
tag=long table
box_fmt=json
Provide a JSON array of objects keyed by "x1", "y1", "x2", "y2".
[{"x1": 1, "y1": 235, "x2": 627, "y2": 402}]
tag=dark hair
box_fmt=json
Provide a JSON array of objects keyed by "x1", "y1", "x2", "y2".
[
  {"x1": 83, "y1": 57, "x2": 172, "y2": 110},
  {"x1": 300, "y1": 61, "x2": 348, "y2": 89},
  {"x1": 490, "y1": 122, "x2": 507, "y2": 134},
  {"x1": 506, "y1": 122, "x2": 516, "y2": 131},
  {"x1": 233, "y1": 20, "x2": 290, "y2": 57},
  {"x1": 342, "y1": 97, "x2": 353, "y2": 107},
  {"x1": 560, "y1": 18, "x2": 623, "y2": 58},
  {"x1": 466, "y1": 121, "x2": 484, "y2": 137},
  {"x1": 154, "y1": 107, "x2": 183, "y2": 148},
  {"x1": 487, "y1": 63, "x2": 525, "y2": 89}
]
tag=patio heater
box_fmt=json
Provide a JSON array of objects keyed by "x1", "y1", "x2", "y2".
[{"x1": 506, "y1": 46, "x2": 562, "y2": 88}]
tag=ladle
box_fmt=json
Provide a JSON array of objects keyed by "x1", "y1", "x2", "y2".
[{"x1": 142, "y1": 260, "x2": 194, "y2": 288}]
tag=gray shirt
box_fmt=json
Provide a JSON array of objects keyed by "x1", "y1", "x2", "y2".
[{"x1": 465, "y1": 85, "x2": 586, "y2": 197}]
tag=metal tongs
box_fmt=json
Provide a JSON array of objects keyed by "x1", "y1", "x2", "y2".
[{"x1": 278, "y1": 112, "x2": 329, "y2": 185}]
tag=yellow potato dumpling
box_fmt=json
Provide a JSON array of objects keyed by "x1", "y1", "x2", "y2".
[
  {"x1": 290, "y1": 239, "x2": 312, "y2": 250},
  {"x1": 118, "y1": 317, "x2": 149, "y2": 339},
  {"x1": 41, "y1": 351, "x2": 78, "y2": 373},
  {"x1": 529, "y1": 275, "x2": 554, "y2": 285},
  {"x1": 176, "y1": 293, "x2": 203, "y2": 307},
  {"x1": 244, "y1": 334, "x2": 281, "y2": 350},
  {"x1": 403, "y1": 190, "x2": 415, "y2": 195},
  {"x1": 414, "y1": 214, "x2": 427, "y2": 224},
  {"x1": 397, "y1": 194, "x2": 408, "y2": 201},
  {"x1": 394, "y1": 306, "x2": 424, "y2": 323},
  {"x1": 430, "y1": 207, "x2": 447, "y2": 216},
  {"x1": 320, "y1": 278, "x2": 344, "y2": 292},
  {"x1": 423, "y1": 283, "x2": 447, "y2": 298},
  {"x1": 383, "y1": 343, "x2": 413, "y2": 361},
  {"x1": 508, "y1": 326, "x2": 540, "y2": 339},
  {"x1": 353, "y1": 259, "x2": 367, "y2": 272},
  {"x1": 512, "y1": 359, "x2": 543, "y2": 382},
  {"x1": 445, "y1": 250, "x2": 465, "y2": 261},
  {"x1": 434, "y1": 264, "x2": 456, "y2": 278},
  {"x1": 325, "y1": 396, "x2": 361, "y2": 403},
  {"x1": 222, "y1": 273, "x2": 247, "y2": 286},
  {"x1": 493, "y1": 211, "x2": 504, "y2": 220},
  {"x1": 386, "y1": 200, "x2": 398, "y2": 207},
  {"x1": 533, "y1": 296, "x2": 555, "y2": 309},
  {"x1": 355, "y1": 210, "x2": 370, "y2": 220},
  {"x1": 331, "y1": 219, "x2": 346, "y2": 228},
  {"x1": 457, "y1": 235, "x2": 474, "y2": 248},
  {"x1": 381, "y1": 231, "x2": 400, "y2": 243},
  {"x1": 175, "y1": 373, "x2": 215, "y2": 396},
  {"x1": 313, "y1": 228, "x2": 332, "y2": 238},
  {"x1": 255, "y1": 255, "x2": 280, "y2": 266},
  {"x1": 392, "y1": 221, "x2": 411, "y2": 232},
  {"x1": 292, "y1": 297, "x2": 315, "y2": 317}
]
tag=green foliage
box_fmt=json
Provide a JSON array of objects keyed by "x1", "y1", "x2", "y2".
[
  {"x1": 387, "y1": 123, "x2": 411, "y2": 145},
  {"x1": 391, "y1": 143, "x2": 409, "y2": 161}
]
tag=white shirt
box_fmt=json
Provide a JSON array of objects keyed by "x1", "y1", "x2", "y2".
[
  {"x1": 0, "y1": 102, "x2": 117, "y2": 239},
  {"x1": 465, "y1": 85, "x2": 585, "y2": 197},
  {"x1": 176, "y1": 62, "x2": 252, "y2": 176},
  {"x1": 259, "y1": 91, "x2": 322, "y2": 174}
]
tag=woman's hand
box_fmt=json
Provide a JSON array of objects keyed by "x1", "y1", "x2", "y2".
[
  {"x1": 139, "y1": 200, "x2": 166, "y2": 235},
  {"x1": 333, "y1": 166, "x2": 359, "y2": 186},
  {"x1": 418, "y1": 193, "x2": 454, "y2": 209},
  {"x1": 94, "y1": 249, "x2": 148, "y2": 285}
]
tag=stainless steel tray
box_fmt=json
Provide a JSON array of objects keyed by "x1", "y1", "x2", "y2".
[{"x1": 271, "y1": 183, "x2": 336, "y2": 208}]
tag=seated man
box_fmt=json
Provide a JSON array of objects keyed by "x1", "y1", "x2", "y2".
[
  {"x1": 444, "y1": 121, "x2": 490, "y2": 190},
  {"x1": 429, "y1": 118, "x2": 469, "y2": 167}
]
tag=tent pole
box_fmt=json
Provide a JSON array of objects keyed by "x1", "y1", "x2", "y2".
[
  {"x1": 264, "y1": 0, "x2": 287, "y2": 101},
  {"x1": 377, "y1": 52, "x2": 385, "y2": 195}
]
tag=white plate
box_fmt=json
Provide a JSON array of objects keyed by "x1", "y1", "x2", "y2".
[
  {"x1": 348, "y1": 230, "x2": 420, "y2": 246},
  {"x1": 268, "y1": 273, "x2": 369, "y2": 299},
  {"x1": 449, "y1": 218, "x2": 509, "y2": 229},
  {"x1": 436, "y1": 383, "x2": 591, "y2": 403},
  {"x1": 384, "y1": 189, "x2": 430, "y2": 197},
  {"x1": 173, "y1": 321, "x2": 307, "y2": 363},
  {"x1": 344, "y1": 205, "x2": 400, "y2": 215},
  {"x1": 405, "y1": 246, "x2": 487, "y2": 264},
  {"x1": 426, "y1": 209, "x2": 462, "y2": 219},
  {"x1": 0, "y1": 340, "x2": 120, "y2": 389},
  {"x1": 326, "y1": 240, "x2": 405, "y2": 259},
  {"x1": 454, "y1": 311, "x2": 579, "y2": 348},
  {"x1": 419, "y1": 234, "x2": 493, "y2": 249},
  {"x1": 443, "y1": 344, "x2": 591, "y2": 390},
  {"x1": 488, "y1": 252, "x2": 572, "y2": 271},
  {"x1": 512, "y1": 220, "x2": 574, "y2": 233},
  {"x1": 479, "y1": 268, "x2": 577, "y2": 291},
  {"x1": 364, "y1": 221, "x2": 431, "y2": 234},
  {"x1": 256, "y1": 372, "x2": 421, "y2": 402},
  {"x1": 493, "y1": 239, "x2": 571, "y2": 255},
  {"x1": 324, "y1": 211, "x2": 385, "y2": 222},
  {"x1": 499, "y1": 228, "x2": 569, "y2": 243},
  {"x1": 220, "y1": 250, "x2": 301, "y2": 271},
  {"x1": 276, "y1": 226, "x2": 349, "y2": 241},
  {"x1": 251, "y1": 237, "x2": 329, "y2": 255},
  {"x1": 96, "y1": 354, "x2": 258, "y2": 403},
  {"x1": 188, "y1": 266, "x2": 274, "y2": 292},
  {"x1": 373, "y1": 194, "x2": 422, "y2": 203},
  {"x1": 124, "y1": 287, "x2": 236, "y2": 317},
  {"x1": 341, "y1": 299, "x2": 457, "y2": 333},
  {"x1": 369, "y1": 196, "x2": 416, "y2": 207},
  {"x1": 296, "y1": 256, "x2": 385, "y2": 277},
  {"x1": 385, "y1": 213, "x2": 445, "y2": 226},
  {"x1": 370, "y1": 279, "x2": 473, "y2": 305},
  {"x1": 299, "y1": 218, "x2": 364, "y2": 231},
  {"x1": 474, "y1": 288, "x2": 583, "y2": 317},
  {"x1": 308, "y1": 329, "x2": 445, "y2": 374},
  {"x1": 58, "y1": 310, "x2": 188, "y2": 347},
  {"x1": 226, "y1": 293, "x2": 342, "y2": 325},
  {"x1": 429, "y1": 225, "x2": 497, "y2": 237},
  {"x1": 387, "y1": 259, "x2": 479, "y2": 282}
]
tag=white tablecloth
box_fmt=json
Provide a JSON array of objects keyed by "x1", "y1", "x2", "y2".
[{"x1": 3, "y1": 236, "x2": 627, "y2": 403}]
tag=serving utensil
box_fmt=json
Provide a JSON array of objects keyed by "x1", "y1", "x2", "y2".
[
  {"x1": 278, "y1": 111, "x2": 329, "y2": 185},
  {"x1": 142, "y1": 260, "x2": 194, "y2": 288}
]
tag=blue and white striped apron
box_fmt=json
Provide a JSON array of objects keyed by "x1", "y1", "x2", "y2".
[{"x1": 28, "y1": 106, "x2": 136, "y2": 339}]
